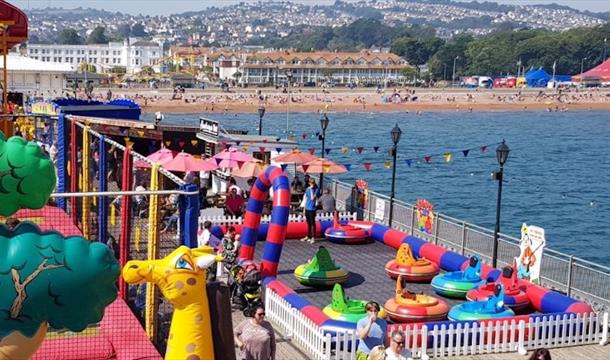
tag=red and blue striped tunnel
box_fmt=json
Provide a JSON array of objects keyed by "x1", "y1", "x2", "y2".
[{"x1": 239, "y1": 166, "x2": 291, "y2": 278}]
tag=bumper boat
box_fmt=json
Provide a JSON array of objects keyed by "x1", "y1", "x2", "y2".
[
  {"x1": 323, "y1": 284, "x2": 372, "y2": 323},
  {"x1": 384, "y1": 275, "x2": 449, "y2": 323},
  {"x1": 324, "y1": 211, "x2": 369, "y2": 244},
  {"x1": 294, "y1": 246, "x2": 349, "y2": 286},
  {"x1": 466, "y1": 265, "x2": 530, "y2": 312},
  {"x1": 431, "y1": 255, "x2": 485, "y2": 298},
  {"x1": 385, "y1": 243, "x2": 440, "y2": 281},
  {"x1": 448, "y1": 284, "x2": 515, "y2": 321}
]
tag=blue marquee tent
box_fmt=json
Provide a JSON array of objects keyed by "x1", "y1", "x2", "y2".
[{"x1": 525, "y1": 68, "x2": 552, "y2": 87}]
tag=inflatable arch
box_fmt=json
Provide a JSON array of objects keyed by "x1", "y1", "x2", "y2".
[{"x1": 238, "y1": 166, "x2": 291, "y2": 277}]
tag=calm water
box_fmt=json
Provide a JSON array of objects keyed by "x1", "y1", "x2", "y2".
[{"x1": 142, "y1": 111, "x2": 610, "y2": 266}]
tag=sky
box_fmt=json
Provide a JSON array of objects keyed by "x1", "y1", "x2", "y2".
[{"x1": 6, "y1": 0, "x2": 610, "y2": 16}]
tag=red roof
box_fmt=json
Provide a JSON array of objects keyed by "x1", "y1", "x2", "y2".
[
  {"x1": 574, "y1": 58, "x2": 610, "y2": 81},
  {"x1": 0, "y1": 1, "x2": 28, "y2": 53}
]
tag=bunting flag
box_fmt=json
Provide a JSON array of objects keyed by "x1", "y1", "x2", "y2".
[
  {"x1": 236, "y1": 141, "x2": 241, "y2": 146},
  {"x1": 280, "y1": 164, "x2": 288, "y2": 171},
  {"x1": 341, "y1": 146, "x2": 349, "y2": 154},
  {"x1": 325, "y1": 148, "x2": 331, "y2": 155},
  {"x1": 194, "y1": 155, "x2": 201, "y2": 160},
  {"x1": 384, "y1": 160, "x2": 391, "y2": 169},
  {"x1": 258, "y1": 163, "x2": 266, "y2": 170},
  {"x1": 309, "y1": 148, "x2": 315, "y2": 155},
  {"x1": 344, "y1": 164, "x2": 352, "y2": 171},
  {"x1": 242, "y1": 145, "x2": 249, "y2": 152},
  {"x1": 191, "y1": 140, "x2": 198, "y2": 146},
  {"x1": 405, "y1": 159, "x2": 412, "y2": 167},
  {"x1": 275, "y1": 137, "x2": 281, "y2": 142},
  {"x1": 302, "y1": 165, "x2": 309, "y2": 172},
  {"x1": 237, "y1": 161, "x2": 244, "y2": 169},
  {"x1": 357, "y1": 147, "x2": 364, "y2": 154},
  {"x1": 288, "y1": 135, "x2": 296, "y2": 141},
  {"x1": 125, "y1": 140, "x2": 134, "y2": 150},
  {"x1": 364, "y1": 163, "x2": 372, "y2": 171},
  {"x1": 178, "y1": 141, "x2": 186, "y2": 148},
  {"x1": 424, "y1": 156, "x2": 432, "y2": 163},
  {"x1": 323, "y1": 164, "x2": 331, "y2": 173},
  {"x1": 275, "y1": 148, "x2": 282, "y2": 153},
  {"x1": 444, "y1": 152, "x2": 452, "y2": 162},
  {"x1": 315, "y1": 132, "x2": 320, "y2": 137},
  {"x1": 215, "y1": 158, "x2": 222, "y2": 166},
  {"x1": 137, "y1": 130, "x2": 145, "y2": 137},
  {"x1": 462, "y1": 149, "x2": 470, "y2": 157},
  {"x1": 292, "y1": 147, "x2": 300, "y2": 153},
  {"x1": 123, "y1": 137, "x2": 130, "y2": 143},
  {"x1": 224, "y1": 143, "x2": 231, "y2": 149},
  {"x1": 373, "y1": 146, "x2": 379, "y2": 152},
  {"x1": 302, "y1": 133, "x2": 307, "y2": 140},
  {"x1": 480, "y1": 145, "x2": 488, "y2": 152}
]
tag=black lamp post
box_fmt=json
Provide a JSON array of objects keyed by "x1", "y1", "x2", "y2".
[
  {"x1": 257, "y1": 105, "x2": 266, "y2": 136},
  {"x1": 319, "y1": 113, "x2": 330, "y2": 190},
  {"x1": 492, "y1": 140, "x2": 510, "y2": 268},
  {"x1": 388, "y1": 123, "x2": 402, "y2": 226}
]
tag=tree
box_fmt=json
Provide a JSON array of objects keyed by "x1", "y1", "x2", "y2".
[
  {"x1": 131, "y1": 23, "x2": 148, "y2": 37},
  {"x1": 117, "y1": 23, "x2": 131, "y2": 39},
  {"x1": 58, "y1": 28, "x2": 83, "y2": 45},
  {"x1": 87, "y1": 26, "x2": 109, "y2": 44}
]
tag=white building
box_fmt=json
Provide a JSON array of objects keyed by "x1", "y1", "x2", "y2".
[
  {"x1": 1, "y1": 53, "x2": 74, "y2": 96},
  {"x1": 26, "y1": 39, "x2": 164, "y2": 74}
]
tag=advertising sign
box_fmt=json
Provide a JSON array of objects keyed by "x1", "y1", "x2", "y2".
[{"x1": 515, "y1": 223, "x2": 546, "y2": 284}]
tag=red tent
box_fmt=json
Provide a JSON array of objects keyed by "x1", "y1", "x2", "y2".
[{"x1": 573, "y1": 58, "x2": 610, "y2": 82}]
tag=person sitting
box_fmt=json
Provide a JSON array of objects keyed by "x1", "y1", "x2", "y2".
[
  {"x1": 228, "y1": 177, "x2": 242, "y2": 196},
  {"x1": 318, "y1": 187, "x2": 336, "y2": 213},
  {"x1": 225, "y1": 188, "x2": 245, "y2": 217},
  {"x1": 291, "y1": 175, "x2": 304, "y2": 193},
  {"x1": 160, "y1": 208, "x2": 179, "y2": 234}
]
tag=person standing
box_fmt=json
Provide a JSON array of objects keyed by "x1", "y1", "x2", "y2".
[
  {"x1": 302, "y1": 178, "x2": 319, "y2": 244},
  {"x1": 318, "y1": 187, "x2": 336, "y2": 213},
  {"x1": 234, "y1": 306, "x2": 276, "y2": 360},
  {"x1": 384, "y1": 330, "x2": 411, "y2": 360},
  {"x1": 356, "y1": 301, "x2": 388, "y2": 360}
]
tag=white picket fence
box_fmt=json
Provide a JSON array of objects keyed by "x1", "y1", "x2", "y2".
[
  {"x1": 199, "y1": 211, "x2": 357, "y2": 227},
  {"x1": 265, "y1": 287, "x2": 609, "y2": 359}
]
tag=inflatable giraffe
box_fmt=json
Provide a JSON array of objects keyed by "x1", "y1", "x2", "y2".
[{"x1": 122, "y1": 246, "x2": 219, "y2": 360}]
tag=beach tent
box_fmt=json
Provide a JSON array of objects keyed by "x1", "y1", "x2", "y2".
[
  {"x1": 524, "y1": 68, "x2": 551, "y2": 87},
  {"x1": 572, "y1": 58, "x2": 610, "y2": 82}
]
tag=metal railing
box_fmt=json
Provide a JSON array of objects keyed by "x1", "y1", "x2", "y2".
[{"x1": 330, "y1": 179, "x2": 610, "y2": 312}]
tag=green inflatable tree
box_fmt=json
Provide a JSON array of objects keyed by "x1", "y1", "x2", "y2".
[
  {"x1": 0, "y1": 134, "x2": 56, "y2": 216},
  {"x1": 0, "y1": 133, "x2": 118, "y2": 359}
]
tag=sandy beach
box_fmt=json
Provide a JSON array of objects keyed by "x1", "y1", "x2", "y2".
[{"x1": 96, "y1": 87, "x2": 610, "y2": 114}]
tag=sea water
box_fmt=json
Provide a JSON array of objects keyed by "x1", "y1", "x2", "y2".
[{"x1": 143, "y1": 111, "x2": 610, "y2": 266}]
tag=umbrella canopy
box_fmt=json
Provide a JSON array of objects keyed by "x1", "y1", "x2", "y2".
[
  {"x1": 231, "y1": 161, "x2": 267, "y2": 178},
  {"x1": 298, "y1": 158, "x2": 347, "y2": 174},
  {"x1": 163, "y1": 152, "x2": 217, "y2": 172},
  {"x1": 272, "y1": 150, "x2": 318, "y2": 164},
  {"x1": 213, "y1": 148, "x2": 257, "y2": 162},
  {"x1": 134, "y1": 148, "x2": 176, "y2": 168}
]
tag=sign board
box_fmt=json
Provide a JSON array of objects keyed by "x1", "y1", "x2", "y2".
[
  {"x1": 199, "y1": 118, "x2": 219, "y2": 137},
  {"x1": 515, "y1": 223, "x2": 546, "y2": 284},
  {"x1": 375, "y1": 198, "x2": 385, "y2": 222},
  {"x1": 415, "y1": 199, "x2": 434, "y2": 234}
]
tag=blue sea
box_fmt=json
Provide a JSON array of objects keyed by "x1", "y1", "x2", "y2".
[{"x1": 142, "y1": 111, "x2": 610, "y2": 267}]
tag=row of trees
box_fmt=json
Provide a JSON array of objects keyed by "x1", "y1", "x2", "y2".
[
  {"x1": 57, "y1": 23, "x2": 147, "y2": 45},
  {"x1": 248, "y1": 19, "x2": 610, "y2": 78}
]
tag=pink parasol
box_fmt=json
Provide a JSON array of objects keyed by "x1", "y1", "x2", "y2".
[
  {"x1": 162, "y1": 152, "x2": 217, "y2": 172},
  {"x1": 272, "y1": 150, "x2": 318, "y2": 164},
  {"x1": 231, "y1": 161, "x2": 267, "y2": 178},
  {"x1": 134, "y1": 148, "x2": 176, "y2": 168},
  {"x1": 213, "y1": 148, "x2": 257, "y2": 162},
  {"x1": 298, "y1": 158, "x2": 347, "y2": 174}
]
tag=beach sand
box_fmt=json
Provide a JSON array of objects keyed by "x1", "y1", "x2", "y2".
[{"x1": 97, "y1": 87, "x2": 610, "y2": 114}]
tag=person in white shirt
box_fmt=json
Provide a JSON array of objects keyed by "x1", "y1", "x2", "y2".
[
  {"x1": 197, "y1": 220, "x2": 221, "y2": 249},
  {"x1": 385, "y1": 330, "x2": 412, "y2": 360}
]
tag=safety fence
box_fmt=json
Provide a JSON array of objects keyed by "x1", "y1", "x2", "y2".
[
  {"x1": 331, "y1": 179, "x2": 610, "y2": 313},
  {"x1": 4, "y1": 114, "x2": 202, "y2": 358},
  {"x1": 199, "y1": 211, "x2": 357, "y2": 227},
  {"x1": 265, "y1": 286, "x2": 609, "y2": 360}
]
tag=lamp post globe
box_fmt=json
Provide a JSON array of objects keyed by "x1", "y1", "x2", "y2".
[
  {"x1": 257, "y1": 105, "x2": 266, "y2": 136},
  {"x1": 388, "y1": 123, "x2": 402, "y2": 226},
  {"x1": 319, "y1": 113, "x2": 330, "y2": 190},
  {"x1": 492, "y1": 140, "x2": 510, "y2": 268}
]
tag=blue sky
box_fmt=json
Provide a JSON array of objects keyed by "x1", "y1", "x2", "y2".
[{"x1": 7, "y1": 0, "x2": 610, "y2": 16}]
